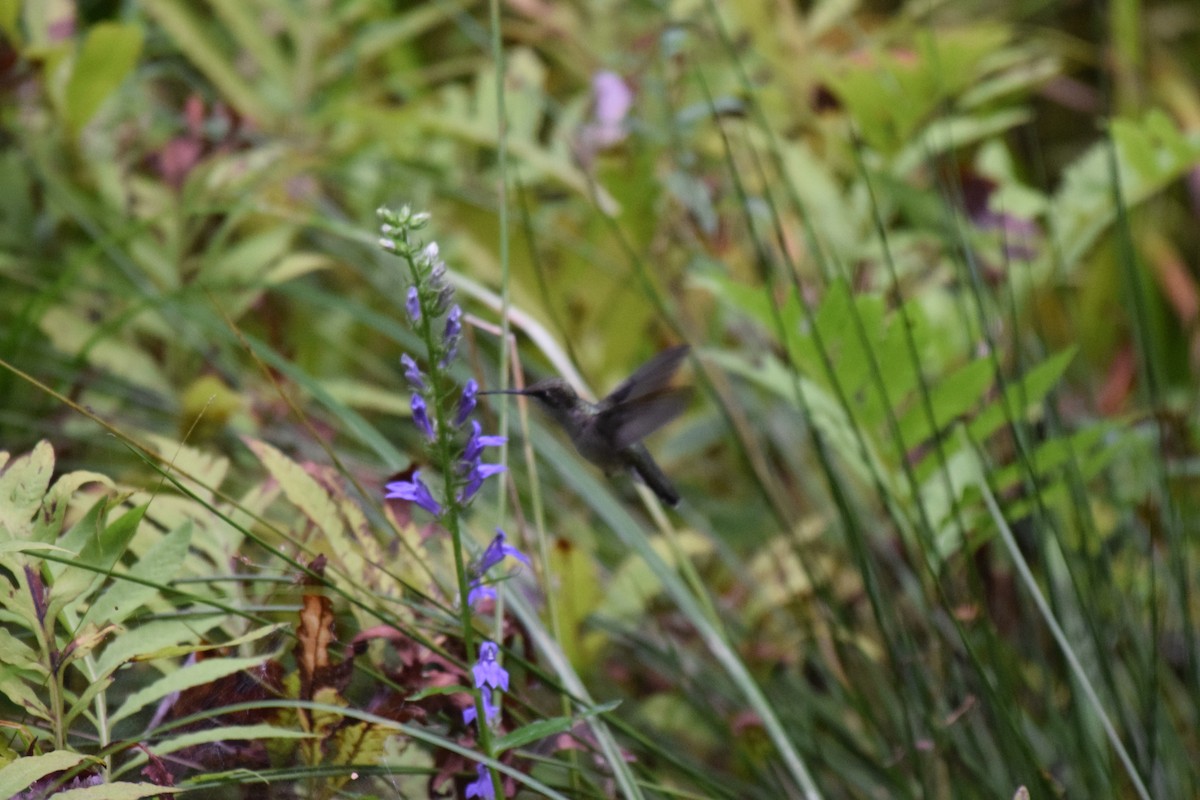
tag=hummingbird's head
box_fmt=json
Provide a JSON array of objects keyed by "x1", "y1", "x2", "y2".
[
  {"x1": 518, "y1": 378, "x2": 579, "y2": 411},
  {"x1": 480, "y1": 378, "x2": 581, "y2": 410}
]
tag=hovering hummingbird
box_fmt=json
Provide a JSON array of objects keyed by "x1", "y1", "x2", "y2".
[{"x1": 482, "y1": 345, "x2": 691, "y2": 506}]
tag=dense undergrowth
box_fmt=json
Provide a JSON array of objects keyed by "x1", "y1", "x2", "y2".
[{"x1": 1, "y1": 0, "x2": 1199, "y2": 798}]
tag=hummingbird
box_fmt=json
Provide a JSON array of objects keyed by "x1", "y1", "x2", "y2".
[{"x1": 482, "y1": 345, "x2": 691, "y2": 506}]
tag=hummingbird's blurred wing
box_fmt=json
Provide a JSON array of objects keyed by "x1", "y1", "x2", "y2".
[
  {"x1": 603, "y1": 345, "x2": 690, "y2": 407},
  {"x1": 598, "y1": 387, "x2": 692, "y2": 450}
]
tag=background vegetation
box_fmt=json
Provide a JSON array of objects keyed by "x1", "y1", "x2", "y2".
[{"x1": 1, "y1": 0, "x2": 1198, "y2": 797}]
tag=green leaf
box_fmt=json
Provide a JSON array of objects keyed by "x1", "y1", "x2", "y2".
[
  {"x1": 322, "y1": 378, "x2": 413, "y2": 416},
  {"x1": 897, "y1": 358, "x2": 995, "y2": 446},
  {"x1": 548, "y1": 535, "x2": 601, "y2": 668},
  {"x1": 148, "y1": 724, "x2": 314, "y2": 757},
  {"x1": 38, "y1": 306, "x2": 172, "y2": 397},
  {"x1": 139, "y1": 0, "x2": 266, "y2": 123},
  {"x1": 44, "y1": 496, "x2": 111, "y2": 609},
  {"x1": 917, "y1": 444, "x2": 989, "y2": 552},
  {"x1": 0, "y1": 750, "x2": 91, "y2": 798},
  {"x1": 418, "y1": 68, "x2": 619, "y2": 214},
  {"x1": 492, "y1": 716, "x2": 579, "y2": 754},
  {"x1": 408, "y1": 684, "x2": 471, "y2": 702},
  {"x1": 493, "y1": 701, "x2": 621, "y2": 754},
  {"x1": 0, "y1": 667, "x2": 53, "y2": 721},
  {"x1": 81, "y1": 520, "x2": 193, "y2": 628},
  {"x1": 0, "y1": 440, "x2": 55, "y2": 541},
  {"x1": 600, "y1": 531, "x2": 715, "y2": 624},
  {"x1": 262, "y1": 252, "x2": 335, "y2": 285},
  {"x1": 31, "y1": 470, "x2": 115, "y2": 544},
  {"x1": 52, "y1": 782, "x2": 182, "y2": 799},
  {"x1": 243, "y1": 437, "x2": 345, "y2": 542},
  {"x1": 894, "y1": 108, "x2": 1031, "y2": 175},
  {"x1": 0, "y1": 626, "x2": 39, "y2": 668},
  {"x1": 989, "y1": 424, "x2": 1112, "y2": 502},
  {"x1": 689, "y1": 273, "x2": 802, "y2": 338},
  {"x1": 64, "y1": 22, "x2": 144, "y2": 134},
  {"x1": 966, "y1": 348, "x2": 1076, "y2": 443},
  {"x1": 64, "y1": 671, "x2": 115, "y2": 731},
  {"x1": 825, "y1": 25, "x2": 1011, "y2": 153},
  {"x1": 48, "y1": 503, "x2": 145, "y2": 623},
  {"x1": 111, "y1": 652, "x2": 276, "y2": 726},
  {"x1": 94, "y1": 617, "x2": 225, "y2": 677},
  {"x1": 205, "y1": 225, "x2": 296, "y2": 285},
  {"x1": 327, "y1": 721, "x2": 392, "y2": 779},
  {"x1": 141, "y1": 435, "x2": 230, "y2": 501},
  {"x1": 1050, "y1": 111, "x2": 1200, "y2": 270},
  {"x1": 781, "y1": 141, "x2": 861, "y2": 261},
  {"x1": 0, "y1": 0, "x2": 18, "y2": 41}
]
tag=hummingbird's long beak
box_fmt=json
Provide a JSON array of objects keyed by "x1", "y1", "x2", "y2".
[{"x1": 479, "y1": 388, "x2": 530, "y2": 396}]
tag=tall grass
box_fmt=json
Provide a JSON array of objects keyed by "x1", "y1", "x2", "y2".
[{"x1": 1, "y1": 0, "x2": 1197, "y2": 798}]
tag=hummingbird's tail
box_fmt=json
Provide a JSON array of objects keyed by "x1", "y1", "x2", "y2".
[{"x1": 628, "y1": 445, "x2": 681, "y2": 507}]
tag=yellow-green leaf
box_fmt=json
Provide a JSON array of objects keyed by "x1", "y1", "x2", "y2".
[{"x1": 65, "y1": 22, "x2": 144, "y2": 134}]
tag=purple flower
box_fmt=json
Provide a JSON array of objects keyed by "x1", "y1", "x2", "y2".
[
  {"x1": 458, "y1": 418, "x2": 507, "y2": 502},
  {"x1": 459, "y1": 462, "x2": 506, "y2": 503},
  {"x1": 576, "y1": 71, "x2": 634, "y2": 165},
  {"x1": 406, "y1": 286, "x2": 421, "y2": 324},
  {"x1": 472, "y1": 641, "x2": 509, "y2": 691},
  {"x1": 441, "y1": 304, "x2": 462, "y2": 366},
  {"x1": 443, "y1": 304, "x2": 462, "y2": 344},
  {"x1": 466, "y1": 529, "x2": 530, "y2": 610},
  {"x1": 462, "y1": 686, "x2": 500, "y2": 727},
  {"x1": 432, "y1": 284, "x2": 454, "y2": 316},
  {"x1": 400, "y1": 354, "x2": 426, "y2": 391},
  {"x1": 420, "y1": 241, "x2": 439, "y2": 265},
  {"x1": 463, "y1": 643, "x2": 507, "y2": 727},
  {"x1": 456, "y1": 379, "x2": 478, "y2": 426},
  {"x1": 478, "y1": 529, "x2": 531, "y2": 573},
  {"x1": 593, "y1": 70, "x2": 633, "y2": 129},
  {"x1": 467, "y1": 581, "x2": 497, "y2": 609},
  {"x1": 465, "y1": 763, "x2": 495, "y2": 799},
  {"x1": 411, "y1": 394, "x2": 434, "y2": 440},
  {"x1": 430, "y1": 262, "x2": 449, "y2": 294},
  {"x1": 384, "y1": 471, "x2": 442, "y2": 517},
  {"x1": 463, "y1": 420, "x2": 506, "y2": 462}
]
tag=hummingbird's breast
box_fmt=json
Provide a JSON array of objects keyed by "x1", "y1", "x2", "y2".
[{"x1": 572, "y1": 420, "x2": 627, "y2": 473}]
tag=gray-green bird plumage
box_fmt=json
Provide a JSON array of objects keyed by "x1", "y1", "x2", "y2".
[{"x1": 483, "y1": 345, "x2": 691, "y2": 506}]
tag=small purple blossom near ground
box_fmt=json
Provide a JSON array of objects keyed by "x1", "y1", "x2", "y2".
[{"x1": 465, "y1": 763, "x2": 495, "y2": 799}]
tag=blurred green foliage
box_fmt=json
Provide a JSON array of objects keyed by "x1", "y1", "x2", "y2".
[{"x1": 2, "y1": 0, "x2": 1199, "y2": 797}]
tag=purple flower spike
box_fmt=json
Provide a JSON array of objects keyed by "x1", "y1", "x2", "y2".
[
  {"x1": 384, "y1": 470, "x2": 442, "y2": 517},
  {"x1": 473, "y1": 641, "x2": 509, "y2": 691},
  {"x1": 411, "y1": 394, "x2": 434, "y2": 440},
  {"x1": 456, "y1": 379, "x2": 478, "y2": 426},
  {"x1": 400, "y1": 354, "x2": 426, "y2": 391},
  {"x1": 406, "y1": 286, "x2": 421, "y2": 324},
  {"x1": 465, "y1": 763, "x2": 495, "y2": 799}
]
